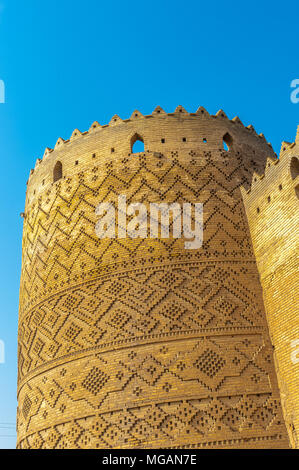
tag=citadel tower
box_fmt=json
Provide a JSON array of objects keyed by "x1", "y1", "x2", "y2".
[{"x1": 17, "y1": 106, "x2": 291, "y2": 448}]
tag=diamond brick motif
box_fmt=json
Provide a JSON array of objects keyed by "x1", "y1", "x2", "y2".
[
  {"x1": 138, "y1": 356, "x2": 165, "y2": 386},
  {"x1": 194, "y1": 349, "x2": 226, "y2": 378},
  {"x1": 22, "y1": 394, "x2": 32, "y2": 419},
  {"x1": 82, "y1": 367, "x2": 109, "y2": 396},
  {"x1": 252, "y1": 405, "x2": 275, "y2": 429}
]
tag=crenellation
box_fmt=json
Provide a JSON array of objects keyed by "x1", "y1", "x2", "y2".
[
  {"x1": 174, "y1": 105, "x2": 188, "y2": 115},
  {"x1": 130, "y1": 110, "x2": 144, "y2": 119},
  {"x1": 55, "y1": 137, "x2": 65, "y2": 149},
  {"x1": 70, "y1": 129, "x2": 83, "y2": 140},
  {"x1": 109, "y1": 114, "x2": 123, "y2": 125},
  {"x1": 215, "y1": 109, "x2": 228, "y2": 119},
  {"x1": 231, "y1": 116, "x2": 244, "y2": 126},
  {"x1": 195, "y1": 106, "x2": 209, "y2": 116},
  {"x1": 89, "y1": 121, "x2": 101, "y2": 132},
  {"x1": 26, "y1": 107, "x2": 276, "y2": 196},
  {"x1": 246, "y1": 124, "x2": 257, "y2": 134}
]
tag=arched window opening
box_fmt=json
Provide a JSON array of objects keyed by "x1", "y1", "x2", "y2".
[
  {"x1": 223, "y1": 133, "x2": 233, "y2": 151},
  {"x1": 290, "y1": 157, "x2": 299, "y2": 180},
  {"x1": 53, "y1": 161, "x2": 62, "y2": 183},
  {"x1": 131, "y1": 134, "x2": 144, "y2": 153}
]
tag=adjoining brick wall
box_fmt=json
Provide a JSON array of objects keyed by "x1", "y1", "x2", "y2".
[
  {"x1": 241, "y1": 127, "x2": 299, "y2": 448},
  {"x1": 17, "y1": 106, "x2": 290, "y2": 448}
]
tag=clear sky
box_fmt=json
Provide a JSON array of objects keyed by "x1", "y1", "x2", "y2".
[{"x1": 0, "y1": 0, "x2": 298, "y2": 449}]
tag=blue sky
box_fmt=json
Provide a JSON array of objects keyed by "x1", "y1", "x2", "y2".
[{"x1": 0, "y1": 0, "x2": 298, "y2": 449}]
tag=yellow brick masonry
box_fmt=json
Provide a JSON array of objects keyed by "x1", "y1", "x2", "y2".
[
  {"x1": 17, "y1": 106, "x2": 293, "y2": 449},
  {"x1": 241, "y1": 127, "x2": 299, "y2": 448}
]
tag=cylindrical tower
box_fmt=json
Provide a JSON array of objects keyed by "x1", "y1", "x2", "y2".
[{"x1": 17, "y1": 106, "x2": 289, "y2": 448}]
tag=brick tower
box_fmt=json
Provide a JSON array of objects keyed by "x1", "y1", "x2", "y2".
[
  {"x1": 241, "y1": 127, "x2": 299, "y2": 448},
  {"x1": 17, "y1": 106, "x2": 290, "y2": 448}
]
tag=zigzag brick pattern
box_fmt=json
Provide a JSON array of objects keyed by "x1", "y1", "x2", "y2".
[{"x1": 17, "y1": 107, "x2": 290, "y2": 448}]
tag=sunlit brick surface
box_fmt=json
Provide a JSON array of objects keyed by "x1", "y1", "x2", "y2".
[
  {"x1": 17, "y1": 107, "x2": 290, "y2": 448},
  {"x1": 242, "y1": 129, "x2": 299, "y2": 448}
]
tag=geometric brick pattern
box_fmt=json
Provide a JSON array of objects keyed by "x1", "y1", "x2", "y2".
[{"x1": 17, "y1": 108, "x2": 290, "y2": 448}]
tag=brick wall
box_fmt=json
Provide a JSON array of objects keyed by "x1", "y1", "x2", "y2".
[{"x1": 242, "y1": 128, "x2": 299, "y2": 447}]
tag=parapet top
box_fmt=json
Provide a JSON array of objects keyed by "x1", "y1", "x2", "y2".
[
  {"x1": 27, "y1": 105, "x2": 273, "y2": 182},
  {"x1": 241, "y1": 125, "x2": 299, "y2": 197}
]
